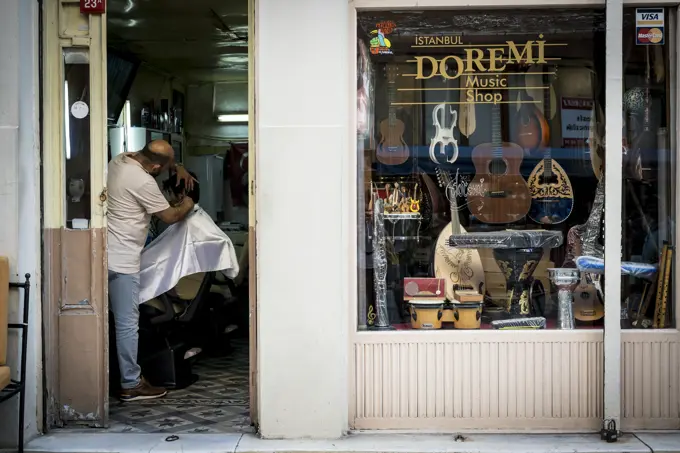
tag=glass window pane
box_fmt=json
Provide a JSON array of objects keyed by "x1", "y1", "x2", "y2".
[
  {"x1": 64, "y1": 48, "x2": 91, "y2": 228},
  {"x1": 356, "y1": 9, "x2": 608, "y2": 331},
  {"x1": 622, "y1": 7, "x2": 674, "y2": 329}
]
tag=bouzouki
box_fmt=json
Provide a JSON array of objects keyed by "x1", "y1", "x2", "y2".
[
  {"x1": 433, "y1": 167, "x2": 485, "y2": 301},
  {"x1": 468, "y1": 101, "x2": 531, "y2": 224},
  {"x1": 526, "y1": 69, "x2": 575, "y2": 225},
  {"x1": 376, "y1": 65, "x2": 409, "y2": 166}
]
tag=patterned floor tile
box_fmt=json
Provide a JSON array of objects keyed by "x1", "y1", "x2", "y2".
[{"x1": 59, "y1": 339, "x2": 253, "y2": 434}]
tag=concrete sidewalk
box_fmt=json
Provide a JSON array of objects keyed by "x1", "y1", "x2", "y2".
[{"x1": 16, "y1": 432, "x2": 680, "y2": 453}]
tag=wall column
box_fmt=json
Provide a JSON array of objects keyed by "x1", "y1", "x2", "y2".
[{"x1": 255, "y1": 0, "x2": 350, "y2": 439}]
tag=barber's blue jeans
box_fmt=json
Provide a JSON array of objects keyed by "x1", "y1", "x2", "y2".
[{"x1": 108, "y1": 270, "x2": 142, "y2": 389}]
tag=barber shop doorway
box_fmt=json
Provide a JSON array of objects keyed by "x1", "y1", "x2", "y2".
[{"x1": 41, "y1": 0, "x2": 257, "y2": 434}]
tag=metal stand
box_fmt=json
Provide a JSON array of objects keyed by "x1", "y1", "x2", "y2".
[
  {"x1": 371, "y1": 199, "x2": 394, "y2": 330},
  {"x1": 0, "y1": 273, "x2": 31, "y2": 453}
]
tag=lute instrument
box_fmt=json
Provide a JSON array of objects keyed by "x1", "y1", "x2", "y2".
[
  {"x1": 526, "y1": 68, "x2": 574, "y2": 225},
  {"x1": 468, "y1": 101, "x2": 531, "y2": 224},
  {"x1": 433, "y1": 167, "x2": 485, "y2": 301}
]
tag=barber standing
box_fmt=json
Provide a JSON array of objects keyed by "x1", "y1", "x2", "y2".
[{"x1": 107, "y1": 140, "x2": 195, "y2": 401}]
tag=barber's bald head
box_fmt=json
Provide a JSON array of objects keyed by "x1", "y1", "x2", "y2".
[{"x1": 140, "y1": 140, "x2": 174, "y2": 176}]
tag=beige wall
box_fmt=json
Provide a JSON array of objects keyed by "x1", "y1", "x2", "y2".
[{"x1": 0, "y1": 0, "x2": 41, "y2": 446}]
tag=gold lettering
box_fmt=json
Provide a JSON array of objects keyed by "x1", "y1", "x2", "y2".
[
  {"x1": 415, "y1": 56, "x2": 439, "y2": 79},
  {"x1": 535, "y1": 39, "x2": 547, "y2": 63},
  {"x1": 466, "y1": 89, "x2": 475, "y2": 103},
  {"x1": 465, "y1": 48, "x2": 486, "y2": 73},
  {"x1": 415, "y1": 36, "x2": 424, "y2": 45},
  {"x1": 439, "y1": 55, "x2": 465, "y2": 80},
  {"x1": 507, "y1": 41, "x2": 534, "y2": 64},
  {"x1": 488, "y1": 48, "x2": 507, "y2": 72}
]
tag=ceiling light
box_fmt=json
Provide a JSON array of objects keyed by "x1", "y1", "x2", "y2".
[{"x1": 217, "y1": 114, "x2": 248, "y2": 123}]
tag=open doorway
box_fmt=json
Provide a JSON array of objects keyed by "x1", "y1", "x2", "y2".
[{"x1": 103, "y1": 0, "x2": 252, "y2": 434}]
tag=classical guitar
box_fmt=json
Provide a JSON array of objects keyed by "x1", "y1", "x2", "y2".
[
  {"x1": 433, "y1": 167, "x2": 485, "y2": 301},
  {"x1": 563, "y1": 177, "x2": 605, "y2": 322},
  {"x1": 468, "y1": 102, "x2": 531, "y2": 224},
  {"x1": 526, "y1": 69, "x2": 574, "y2": 225},
  {"x1": 376, "y1": 65, "x2": 409, "y2": 166}
]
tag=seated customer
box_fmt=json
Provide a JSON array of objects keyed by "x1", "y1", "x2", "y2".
[{"x1": 138, "y1": 170, "x2": 239, "y2": 305}]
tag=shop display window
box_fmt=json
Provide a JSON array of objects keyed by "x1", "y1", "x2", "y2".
[{"x1": 356, "y1": 8, "x2": 675, "y2": 331}]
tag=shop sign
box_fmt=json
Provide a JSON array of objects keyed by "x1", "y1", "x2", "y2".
[
  {"x1": 636, "y1": 8, "x2": 664, "y2": 45},
  {"x1": 401, "y1": 35, "x2": 565, "y2": 105},
  {"x1": 370, "y1": 21, "x2": 396, "y2": 55},
  {"x1": 80, "y1": 0, "x2": 105, "y2": 14},
  {"x1": 560, "y1": 97, "x2": 593, "y2": 148}
]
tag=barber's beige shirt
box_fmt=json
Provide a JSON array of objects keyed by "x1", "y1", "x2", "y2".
[{"x1": 107, "y1": 153, "x2": 169, "y2": 274}]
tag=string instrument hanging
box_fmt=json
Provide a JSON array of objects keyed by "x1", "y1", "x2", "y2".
[
  {"x1": 429, "y1": 103, "x2": 460, "y2": 164},
  {"x1": 513, "y1": 69, "x2": 550, "y2": 154},
  {"x1": 376, "y1": 64, "x2": 410, "y2": 166},
  {"x1": 526, "y1": 66, "x2": 574, "y2": 225},
  {"x1": 467, "y1": 94, "x2": 531, "y2": 224}
]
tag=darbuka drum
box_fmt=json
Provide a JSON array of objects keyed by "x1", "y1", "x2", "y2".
[
  {"x1": 452, "y1": 302, "x2": 483, "y2": 329},
  {"x1": 408, "y1": 300, "x2": 444, "y2": 330}
]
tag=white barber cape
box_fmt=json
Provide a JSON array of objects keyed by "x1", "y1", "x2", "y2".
[{"x1": 139, "y1": 205, "x2": 239, "y2": 304}]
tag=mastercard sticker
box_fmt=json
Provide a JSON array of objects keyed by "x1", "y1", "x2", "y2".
[{"x1": 636, "y1": 8, "x2": 664, "y2": 45}]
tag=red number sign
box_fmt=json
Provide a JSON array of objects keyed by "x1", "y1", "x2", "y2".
[{"x1": 80, "y1": 0, "x2": 105, "y2": 14}]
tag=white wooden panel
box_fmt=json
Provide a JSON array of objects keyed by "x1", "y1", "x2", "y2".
[{"x1": 352, "y1": 331, "x2": 680, "y2": 431}]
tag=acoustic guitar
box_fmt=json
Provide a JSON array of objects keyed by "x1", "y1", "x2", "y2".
[
  {"x1": 433, "y1": 167, "x2": 485, "y2": 301},
  {"x1": 376, "y1": 65, "x2": 409, "y2": 166},
  {"x1": 526, "y1": 69, "x2": 574, "y2": 225},
  {"x1": 468, "y1": 102, "x2": 531, "y2": 224}
]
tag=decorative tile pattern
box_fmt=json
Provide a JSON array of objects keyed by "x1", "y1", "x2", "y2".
[{"x1": 62, "y1": 339, "x2": 253, "y2": 434}]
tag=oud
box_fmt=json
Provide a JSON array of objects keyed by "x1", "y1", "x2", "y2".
[
  {"x1": 433, "y1": 168, "x2": 485, "y2": 301},
  {"x1": 468, "y1": 103, "x2": 531, "y2": 224},
  {"x1": 376, "y1": 65, "x2": 410, "y2": 166}
]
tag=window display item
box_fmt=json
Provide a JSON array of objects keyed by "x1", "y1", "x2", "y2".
[
  {"x1": 428, "y1": 104, "x2": 459, "y2": 164},
  {"x1": 453, "y1": 289, "x2": 483, "y2": 304},
  {"x1": 572, "y1": 277, "x2": 604, "y2": 322},
  {"x1": 548, "y1": 268, "x2": 579, "y2": 330},
  {"x1": 408, "y1": 300, "x2": 445, "y2": 330},
  {"x1": 468, "y1": 104, "x2": 531, "y2": 224},
  {"x1": 403, "y1": 278, "x2": 445, "y2": 300},
  {"x1": 434, "y1": 168, "x2": 485, "y2": 301},
  {"x1": 491, "y1": 317, "x2": 547, "y2": 330},
  {"x1": 371, "y1": 197, "x2": 391, "y2": 329},
  {"x1": 138, "y1": 206, "x2": 239, "y2": 304},
  {"x1": 449, "y1": 230, "x2": 562, "y2": 316},
  {"x1": 376, "y1": 65, "x2": 409, "y2": 166},
  {"x1": 458, "y1": 76, "x2": 476, "y2": 138},
  {"x1": 451, "y1": 302, "x2": 482, "y2": 330}
]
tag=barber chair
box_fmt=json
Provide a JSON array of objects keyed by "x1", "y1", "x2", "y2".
[{"x1": 137, "y1": 271, "x2": 217, "y2": 389}]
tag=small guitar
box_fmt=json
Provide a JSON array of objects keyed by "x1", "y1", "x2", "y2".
[
  {"x1": 468, "y1": 101, "x2": 531, "y2": 224},
  {"x1": 433, "y1": 167, "x2": 485, "y2": 301},
  {"x1": 526, "y1": 69, "x2": 574, "y2": 225},
  {"x1": 514, "y1": 90, "x2": 549, "y2": 154},
  {"x1": 376, "y1": 65, "x2": 409, "y2": 166}
]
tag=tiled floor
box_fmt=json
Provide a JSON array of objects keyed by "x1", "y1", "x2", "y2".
[{"x1": 62, "y1": 339, "x2": 253, "y2": 434}]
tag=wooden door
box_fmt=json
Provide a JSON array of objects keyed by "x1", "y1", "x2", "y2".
[{"x1": 42, "y1": 0, "x2": 109, "y2": 427}]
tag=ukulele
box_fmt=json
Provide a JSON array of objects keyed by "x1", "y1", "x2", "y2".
[
  {"x1": 468, "y1": 101, "x2": 531, "y2": 224},
  {"x1": 433, "y1": 167, "x2": 485, "y2": 301},
  {"x1": 376, "y1": 65, "x2": 410, "y2": 166},
  {"x1": 526, "y1": 69, "x2": 574, "y2": 225}
]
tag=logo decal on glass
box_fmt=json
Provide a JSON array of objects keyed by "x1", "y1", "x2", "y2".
[{"x1": 370, "y1": 21, "x2": 396, "y2": 55}]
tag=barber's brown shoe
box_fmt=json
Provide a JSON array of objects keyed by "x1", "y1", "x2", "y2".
[{"x1": 120, "y1": 377, "x2": 167, "y2": 402}]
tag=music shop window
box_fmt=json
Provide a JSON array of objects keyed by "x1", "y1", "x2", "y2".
[{"x1": 357, "y1": 8, "x2": 675, "y2": 332}]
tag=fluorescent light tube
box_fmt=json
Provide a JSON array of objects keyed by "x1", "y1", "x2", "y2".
[{"x1": 217, "y1": 114, "x2": 248, "y2": 123}]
